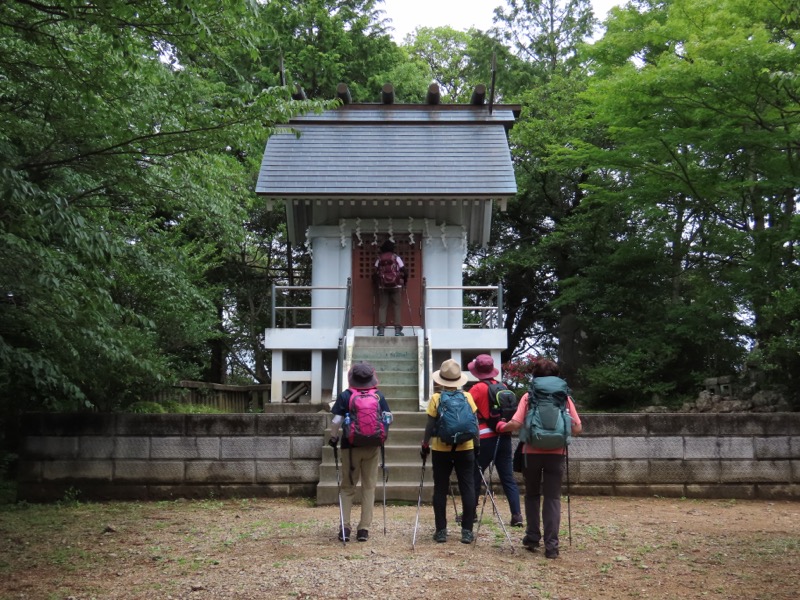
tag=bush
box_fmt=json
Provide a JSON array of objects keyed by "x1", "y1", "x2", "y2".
[{"x1": 125, "y1": 400, "x2": 224, "y2": 414}]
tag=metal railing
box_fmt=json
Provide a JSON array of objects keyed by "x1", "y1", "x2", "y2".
[
  {"x1": 422, "y1": 279, "x2": 504, "y2": 329},
  {"x1": 271, "y1": 283, "x2": 349, "y2": 328}
]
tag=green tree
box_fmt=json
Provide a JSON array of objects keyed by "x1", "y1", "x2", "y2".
[
  {"x1": 404, "y1": 26, "x2": 476, "y2": 101},
  {"x1": 256, "y1": 0, "x2": 401, "y2": 101},
  {"x1": 0, "y1": 1, "x2": 323, "y2": 412},
  {"x1": 560, "y1": 0, "x2": 799, "y2": 403},
  {"x1": 475, "y1": 0, "x2": 597, "y2": 382}
]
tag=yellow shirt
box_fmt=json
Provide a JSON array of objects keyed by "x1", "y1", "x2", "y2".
[{"x1": 426, "y1": 390, "x2": 478, "y2": 452}]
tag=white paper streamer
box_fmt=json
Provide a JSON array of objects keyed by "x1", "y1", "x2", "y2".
[
  {"x1": 388, "y1": 218, "x2": 394, "y2": 243},
  {"x1": 408, "y1": 217, "x2": 415, "y2": 246},
  {"x1": 424, "y1": 219, "x2": 431, "y2": 245},
  {"x1": 339, "y1": 219, "x2": 346, "y2": 248},
  {"x1": 462, "y1": 225, "x2": 468, "y2": 250},
  {"x1": 355, "y1": 217, "x2": 363, "y2": 246},
  {"x1": 372, "y1": 219, "x2": 379, "y2": 246},
  {"x1": 440, "y1": 222, "x2": 447, "y2": 249},
  {"x1": 305, "y1": 227, "x2": 313, "y2": 257}
]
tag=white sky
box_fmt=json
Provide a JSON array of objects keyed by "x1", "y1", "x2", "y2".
[{"x1": 381, "y1": 0, "x2": 621, "y2": 42}]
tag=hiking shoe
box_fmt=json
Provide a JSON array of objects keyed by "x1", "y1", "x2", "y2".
[
  {"x1": 511, "y1": 513, "x2": 524, "y2": 527},
  {"x1": 337, "y1": 527, "x2": 351, "y2": 542},
  {"x1": 460, "y1": 529, "x2": 474, "y2": 544},
  {"x1": 545, "y1": 548, "x2": 559, "y2": 559},
  {"x1": 522, "y1": 534, "x2": 540, "y2": 551},
  {"x1": 433, "y1": 529, "x2": 448, "y2": 543},
  {"x1": 356, "y1": 529, "x2": 369, "y2": 542},
  {"x1": 395, "y1": 330, "x2": 404, "y2": 336},
  {"x1": 376, "y1": 329, "x2": 385, "y2": 337}
]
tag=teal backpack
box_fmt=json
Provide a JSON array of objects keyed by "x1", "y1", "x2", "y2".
[
  {"x1": 519, "y1": 376, "x2": 572, "y2": 450},
  {"x1": 435, "y1": 390, "x2": 479, "y2": 449}
]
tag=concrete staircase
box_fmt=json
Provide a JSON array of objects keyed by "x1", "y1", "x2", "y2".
[
  {"x1": 317, "y1": 334, "x2": 434, "y2": 505},
  {"x1": 351, "y1": 335, "x2": 419, "y2": 412}
]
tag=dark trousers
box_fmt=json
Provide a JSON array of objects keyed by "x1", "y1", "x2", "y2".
[
  {"x1": 522, "y1": 453, "x2": 565, "y2": 553},
  {"x1": 377, "y1": 287, "x2": 402, "y2": 330},
  {"x1": 474, "y1": 435, "x2": 521, "y2": 516},
  {"x1": 432, "y1": 449, "x2": 476, "y2": 532}
]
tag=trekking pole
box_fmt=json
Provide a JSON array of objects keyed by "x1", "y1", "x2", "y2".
[
  {"x1": 381, "y1": 445, "x2": 388, "y2": 536},
  {"x1": 333, "y1": 444, "x2": 346, "y2": 546},
  {"x1": 404, "y1": 287, "x2": 416, "y2": 336},
  {"x1": 476, "y1": 467, "x2": 515, "y2": 552},
  {"x1": 372, "y1": 277, "x2": 378, "y2": 336},
  {"x1": 412, "y1": 454, "x2": 427, "y2": 551},
  {"x1": 449, "y1": 480, "x2": 462, "y2": 524},
  {"x1": 566, "y1": 445, "x2": 572, "y2": 546},
  {"x1": 475, "y1": 439, "x2": 501, "y2": 538}
]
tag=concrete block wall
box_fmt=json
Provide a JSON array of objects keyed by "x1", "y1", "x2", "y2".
[
  {"x1": 14, "y1": 412, "x2": 800, "y2": 502},
  {"x1": 567, "y1": 413, "x2": 800, "y2": 499},
  {"x1": 16, "y1": 413, "x2": 328, "y2": 502}
]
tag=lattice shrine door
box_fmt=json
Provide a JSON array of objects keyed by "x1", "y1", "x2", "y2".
[{"x1": 351, "y1": 236, "x2": 422, "y2": 328}]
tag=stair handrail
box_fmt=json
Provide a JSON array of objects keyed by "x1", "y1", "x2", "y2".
[
  {"x1": 423, "y1": 336, "x2": 431, "y2": 402},
  {"x1": 336, "y1": 277, "x2": 353, "y2": 397},
  {"x1": 422, "y1": 278, "x2": 430, "y2": 402}
]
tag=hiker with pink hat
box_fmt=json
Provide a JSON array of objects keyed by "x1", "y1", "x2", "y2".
[{"x1": 467, "y1": 354, "x2": 523, "y2": 527}]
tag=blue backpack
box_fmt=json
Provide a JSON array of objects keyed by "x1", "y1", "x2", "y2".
[
  {"x1": 519, "y1": 376, "x2": 572, "y2": 450},
  {"x1": 435, "y1": 390, "x2": 478, "y2": 449}
]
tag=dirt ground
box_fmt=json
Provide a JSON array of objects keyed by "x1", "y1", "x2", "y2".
[{"x1": 0, "y1": 494, "x2": 798, "y2": 600}]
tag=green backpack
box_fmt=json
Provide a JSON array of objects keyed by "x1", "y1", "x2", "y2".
[{"x1": 519, "y1": 376, "x2": 572, "y2": 450}]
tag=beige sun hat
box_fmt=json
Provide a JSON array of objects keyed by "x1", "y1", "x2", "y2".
[{"x1": 432, "y1": 358, "x2": 469, "y2": 388}]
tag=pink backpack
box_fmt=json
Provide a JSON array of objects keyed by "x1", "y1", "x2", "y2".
[
  {"x1": 344, "y1": 388, "x2": 387, "y2": 446},
  {"x1": 377, "y1": 252, "x2": 402, "y2": 287}
]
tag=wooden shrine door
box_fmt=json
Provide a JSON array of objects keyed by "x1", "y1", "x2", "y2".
[{"x1": 351, "y1": 237, "x2": 422, "y2": 328}]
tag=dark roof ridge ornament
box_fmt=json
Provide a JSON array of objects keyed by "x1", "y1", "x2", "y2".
[
  {"x1": 336, "y1": 82, "x2": 352, "y2": 105},
  {"x1": 426, "y1": 82, "x2": 440, "y2": 105},
  {"x1": 381, "y1": 82, "x2": 395, "y2": 105},
  {"x1": 471, "y1": 84, "x2": 486, "y2": 106},
  {"x1": 291, "y1": 83, "x2": 307, "y2": 101}
]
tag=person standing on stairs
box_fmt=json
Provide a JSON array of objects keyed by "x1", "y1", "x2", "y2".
[
  {"x1": 374, "y1": 239, "x2": 407, "y2": 336},
  {"x1": 328, "y1": 362, "x2": 393, "y2": 543},
  {"x1": 467, "y1": 354, "x2": 524, "y2": 528}
]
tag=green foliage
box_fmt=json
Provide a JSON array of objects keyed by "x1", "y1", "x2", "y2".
[
  {"x1": 256, "y1": 0, "x2": 402, "y2": 101},
  {"x1": 470, "y1": 0, "x2": 597, "y2": 371},
  {"x1": 561, "y1": 0, "x2": 800, "y2": 402},
  {"x1": 126, "y1": 401, "x2": 224, "y2": 414},
  {"x1": 404, "y1": 26, "x2": 475, "y2": 101},
  {"x1": 0, "y1": 1, "x2": 323, "y2": 413},
  {"x1": 493, "y1": 0, "x2": 598, "y2": 76}
]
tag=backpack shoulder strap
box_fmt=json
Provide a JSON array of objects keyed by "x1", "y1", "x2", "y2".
[{"x1": 477, "y1": 379, "x2": 495, "y2": 420}]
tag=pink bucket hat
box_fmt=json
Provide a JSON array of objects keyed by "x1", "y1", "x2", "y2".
[{"x1": 467, "y1": 354, "x2": 499, "y2": 380}]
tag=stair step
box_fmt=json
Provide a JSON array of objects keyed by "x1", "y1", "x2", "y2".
[
  {"x1": 353, "y1": 361, "x2": 417, "y2": 373},
  {"x1": 321, "y1": 463, "x2": 434, "y2": 483},
  {"x1": 367, "y1": 371, "x2": 417, "y2": 385},
  {"x1": 317, "y1": 336, "x2": 429, "y2": 505},
  {"x1": 354, "y1": 336, "x2": 417, "y2": 347},
  {"x1": 378, "y1": 384, "x2": 418, "y2": 397},
  {"x1": 317, "y1": 482, "x2": 435, "y2": 504}
]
